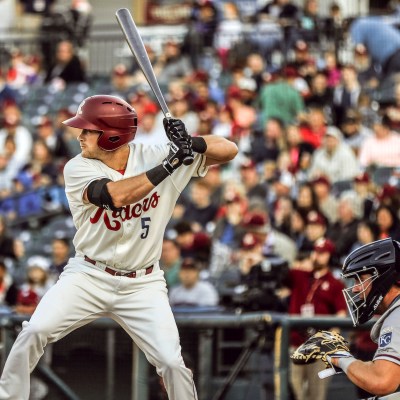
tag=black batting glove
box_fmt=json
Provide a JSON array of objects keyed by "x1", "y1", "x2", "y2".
[
  {"x1": 162, "y1": 137, "x2": 194, "y2": 175},
  {"x1": 163, "y1": 118, "x2": 191, "y2": 143}
]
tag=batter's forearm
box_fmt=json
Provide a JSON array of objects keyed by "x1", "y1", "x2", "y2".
[
  {"x1": 202, "y1": 136, "x2": 238, "y2": 164},
  {"x1": 107, "y1": 173, "x2": 156, "y2": 208}
]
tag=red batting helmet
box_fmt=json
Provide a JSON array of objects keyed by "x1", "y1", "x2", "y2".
[{"x1": 62, "y1": 95, "x2": 138, "y2": 151}]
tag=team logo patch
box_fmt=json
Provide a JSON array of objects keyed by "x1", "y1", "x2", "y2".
[{"x1": 379, "y1": 332, "x2": 392, "y2": 347}]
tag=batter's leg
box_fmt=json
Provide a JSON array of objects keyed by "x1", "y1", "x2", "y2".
[
  {"x1": 0, "y1": 264, "x2": 111, "y2": 400},
  {"x1": 112, "y1": 270, "x2": 198, "y2": 400}
]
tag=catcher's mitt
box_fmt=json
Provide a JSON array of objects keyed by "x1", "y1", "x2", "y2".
[{"x1": 291, "y1": 330, "x2": 350, "y2": 366}]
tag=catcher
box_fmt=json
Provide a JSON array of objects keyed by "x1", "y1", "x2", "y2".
[{"x1": 291, "y1": 238, "x2": 400, "y2": 399}]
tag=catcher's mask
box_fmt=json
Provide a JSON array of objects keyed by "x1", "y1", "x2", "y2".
[
  {"x1": 342, "y1": 238, "x2": 400, "y2": 326},
  {"x1": 63, "y1": 95, "x2": 138, "y2": 151}
]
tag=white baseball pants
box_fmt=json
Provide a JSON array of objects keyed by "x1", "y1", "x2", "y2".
[{"x1": 0, "y1": 257, "x2": 197, "y2": 400}]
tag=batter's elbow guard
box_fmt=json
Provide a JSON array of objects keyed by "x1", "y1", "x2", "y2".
[{"x1": 87, "y1": 178, "x2": 122, "y2": 211}]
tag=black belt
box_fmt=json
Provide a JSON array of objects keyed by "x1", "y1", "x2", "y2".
[{"x1": 84, "y1": 256, "x2": 153, "y2": 278}]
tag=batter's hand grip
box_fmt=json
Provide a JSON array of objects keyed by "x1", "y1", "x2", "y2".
[{"x1": 164, "y1": 116, "x2": 194, "y2": 166}]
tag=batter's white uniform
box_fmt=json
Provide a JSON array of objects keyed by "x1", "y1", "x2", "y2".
[{"x1": 0, "y1": 142, "x2": 206, "y2": 400}]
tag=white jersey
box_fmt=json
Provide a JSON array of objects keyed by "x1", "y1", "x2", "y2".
[{"x1": 64, "y1": 142, "x2": 208, "y2": 271}]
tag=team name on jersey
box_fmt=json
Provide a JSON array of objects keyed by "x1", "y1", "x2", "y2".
[{"x1": 89, "y1": 192, "x2": 160, "y2": 231}]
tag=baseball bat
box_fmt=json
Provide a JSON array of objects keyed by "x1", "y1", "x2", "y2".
[{"x1": 116, "y1": 8, "x2": 194, "y2": 165}]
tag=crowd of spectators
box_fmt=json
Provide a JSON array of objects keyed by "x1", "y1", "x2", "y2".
[
  {"x1": 0, "y1": 1, "x2": 399, "y2": 398},
  {"x1": 0, "y1": 0, "x2": 399, "y2": 369}
]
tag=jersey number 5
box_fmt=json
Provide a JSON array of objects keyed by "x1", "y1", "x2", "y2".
[{"x1": 141, "y1": 217, "x2": 151, "y2": 239}]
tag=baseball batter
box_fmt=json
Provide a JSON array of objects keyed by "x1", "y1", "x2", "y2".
[{"x1": 0, "y1": 95, "x2": 238, "y2": 400}]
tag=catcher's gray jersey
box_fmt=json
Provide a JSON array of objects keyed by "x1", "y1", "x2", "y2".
[{"x1": 371, "y1": 296, "x2": 400, "y2": 365}]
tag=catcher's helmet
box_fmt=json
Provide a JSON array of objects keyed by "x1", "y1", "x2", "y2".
[
  {"x1": 342, "y1": 238, "x2": 400, "y2": 326},
  {"x1": 63, "y1": 95, "x2": 138, "y2": 151}
]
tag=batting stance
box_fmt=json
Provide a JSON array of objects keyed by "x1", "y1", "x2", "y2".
[
  {"x1": 0, "y1": 95, "x2": 238, "y2": 400},
  {"x1": 292, "y1": 238, "x2": 400, "y2": 399}
]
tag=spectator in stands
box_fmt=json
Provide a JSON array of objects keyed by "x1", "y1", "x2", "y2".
[
  {"x1": 224, "y1": 86, "x2": 257, "y2": 151},
  {"x1": 238, "y1": 158, "x2": 268, "y2": 202},
  {"x1": 161, "y1": 238, "x2": 182, "y2": 289},
  {"x1": 183, "y1": 179, "x2": 219, "y2": 230},
  {"x1": 103, "y1": 63, "x2": 134, "y2": 100},
  {"x1": 0, "y1": 259, "x2": 17, "y2": 308},
  {"x1": 244, "y1": 52, "x2": 269, "y2": 92},
  {"x1": 288, "y1": 237, "x2": 347, "y2": 400},
  {"x1": 0, "y1": 103, "x2": 33, "y2": 171},
  {"x1": 133, "y1": 105, "x2": 162, "y2": 146},
  {"x1": 213, "y1": 192, "x2": 246, "y2": 249},
  {"x1": 273, "y1": 196, "x2": 294, "y2": 236},
  {"x1": 64, "y1": 0, "x2": 93, "y2": 49},
  {"x1": 34, "y1": 116, "x2": 70, "y2": 162},
  {"x1": 44, "y1": 39, "x2": 86, "y2": 86},
  {"x1": 15, "y1": 255, "x2": 53, "y2": 315},
  {"x1": 340, "y1": 108, "x2": 372, "y2": 156},
  {"x1": 258, "y1": 0, "x2": 299, "y2": 21},
  {"x1": 353, "y1": 44, "x2": 379, "y2": 90},
  {"x1": 301, "y1": 210, "x2": 329, "y2": 255},
  {"x1": 297, "y1": 0, "x2": 322, "y2": 45},
  {"x1": 6, "y1": 49, "x2": 38, "y2": 89},
  {"x1": 185, "y1": 0, "x2": 219, "y2": 69},
  {"x1": 374, "y1": 204, "x2": 400, "y2": 241},
  {"x1": 323, "y1": 2, "x2": 344, "y2": 51},
  {"x1": 0, "y1": 71, "x2": 19, "y2": 109},
  {"x1": 384, "y1": 80, "x2": 400, "y2": 131},
  {"x1": 201, "y1": 164, "x2": 224, "y2": 206},
  {"x1": 173, "y1": 220, "x2": 211, "y2": 266},
  {"x1": 350, "y1": 219, "x2": 379, "y2": 253},
  {"x1": 154, "y1": 40, "x2": 193, "y2": 87},
  {"x1": 128, "y1": 84, "x2": 158, "y2": 119},
  {"x1": 285, "y1": 123, "x2": 314, "y2": 179},
  {"x1": 350, "y1": 16, "x2": 400, "y2": 77},
  {"x1": 298, "y1": 106, "x2": 327, "y2": 149},
  {"x1": 249, "y1": 9, "x2": 283, "y2": 64},
  {"x1": 357, "y1": 92, "x2": 379, "y2": 129},
  {"x1": 211, "y1": 104, "x2": 236, "y2": 140},
  {"x1": 259, "y1": 68, "x2": 305, "y2": 126},
  {"x1": 288, "y1": 41, "x2": 316, "y2": 79},
  {"x1": 0, "y1": 154, "x2": 13, "y2": 196},
  {"x1": 53, "y1": 108, "x2": 81, "y2": 157},
  {"x1": 169, "y1": 257, "x2": 219, "y2": 307},
  {"x1": 305, "y1": 71, "x2": 334, "y2": 111},
  {"x1": 295, "y1": 182, "x2": 319, "y2": 218},
  {"x1": 168, "y1": 96, "x2": 200, "y2": 138},
  {"x1": 351, "y1": 172, "x2": 374, "y2": 220},
  {"x1": 243, "y1": 211, "x2": 297, "y2": 264},
  {"x1": 30, "y1": 139, "x2": 59, "y2": 185},
  {"x1": 323, "y1": 50, "x2": 341, "y2": 88},
  {"x1": 250, "y1": 117, "x2": 286, "y2": 165},
  {"x1": 311, "y1": 176, "x2": 338, "y2": 224},
  {"x1": 214, "y1": 2, "x2": 244, "y2": 70},
  {"x1": 289, "y1": 206, "x2": 308, "y2": 252},
  {"x1": 308, "y1": 125, "x2": 360, "y2": 184},
  {"x1": 375, "y1": 184, "x2": 400, "y2": 212},
  {"x1": 333, "y1": 64, "x2": 361, "y2": 126},
  {"x1": 358, "y1": 115, "x2": 400, "y2": 169},
  {"x1": 236, "y1": 77, "x2": 258, "y2": 107},
  {"x1": 48, "y1": 237, "x2": 71, "y2": 282},
  {"x1": 327, "y1": 191, "x2": 362, "y2": 260}
]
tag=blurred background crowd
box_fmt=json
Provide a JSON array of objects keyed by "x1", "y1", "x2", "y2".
[
  {"x1": 0, "y1": 0, "x2": 399, "y2": 398},
  {"x1": 0, "y1": 0, "x2": 400, "y2": 396}
]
